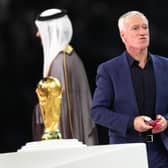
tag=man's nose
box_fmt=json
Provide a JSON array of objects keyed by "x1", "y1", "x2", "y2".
[
  {"x1": 36, "y1": 31, "x2": 40, "y2": 37},
  {"x1": 139, "y1": 28, "x2": 148, "y2": 35}
]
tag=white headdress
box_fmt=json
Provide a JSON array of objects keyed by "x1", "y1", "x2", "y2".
[{"x1": 35, "y1": 8, "x2": 73, "y2": 77}]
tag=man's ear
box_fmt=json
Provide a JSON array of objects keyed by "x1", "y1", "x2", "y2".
[{"x1": 120, "y1": 31, "x2": 126, "y2": 43}]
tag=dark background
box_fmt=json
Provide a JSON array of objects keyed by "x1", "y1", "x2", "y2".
[{"x1": 0, "y1": 0, "x2": 168, "y2": 153}]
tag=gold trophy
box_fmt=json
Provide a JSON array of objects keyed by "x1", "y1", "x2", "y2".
[{"x1": 36, "y1": 76, "x2": 63, "y2": 140}]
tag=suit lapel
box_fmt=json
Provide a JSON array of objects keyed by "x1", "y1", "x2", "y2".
[
  {"x1": 151, "y1": 54, "x2": 164, "y2": 114},
  {"x1": 116, "y1": 53, "x2": 139, "y2": 115}
]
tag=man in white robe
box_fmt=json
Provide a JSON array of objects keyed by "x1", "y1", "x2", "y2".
[{"x1": 32, "y1": 8, "x2": 98, "y2": 145}]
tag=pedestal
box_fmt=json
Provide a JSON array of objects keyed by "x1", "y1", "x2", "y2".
[{"x1": 0, "y1": 141, "x2": 148, "y2": 168}]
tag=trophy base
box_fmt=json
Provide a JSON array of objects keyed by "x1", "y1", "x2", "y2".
[
  {"x1": 17, "y1": 139, "x2": 87, "y2": 152},
  {"x1": 41, "y1": 130, "x2": 62, "y2": 140}
]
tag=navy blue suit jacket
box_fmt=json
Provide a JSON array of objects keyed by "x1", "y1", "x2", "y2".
[{"x1": 91, "y1": 51, "x2": 168, "y2": 150}]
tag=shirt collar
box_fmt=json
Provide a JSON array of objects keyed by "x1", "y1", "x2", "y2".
[{"x1": 126, "y1": 51, "x2": 152, "y2": 67}]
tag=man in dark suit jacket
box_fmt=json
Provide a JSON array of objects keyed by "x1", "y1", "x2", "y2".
[{"x1": 91, "y1": 10, "x2": 168, "y2": 168}]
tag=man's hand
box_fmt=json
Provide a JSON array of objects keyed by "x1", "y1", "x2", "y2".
[
  {"x1": 151, "y1": 114, "x2": 168, "y2": 134},
  {"x1": 134, "y1": 116, "x2": 153, "y2": 132}
]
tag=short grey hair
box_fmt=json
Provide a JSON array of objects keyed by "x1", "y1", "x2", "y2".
[{"x1": 118, "y1": 11, "x2": 149, "y2": 32}]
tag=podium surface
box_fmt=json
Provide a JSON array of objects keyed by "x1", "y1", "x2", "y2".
[{"x1": 0, "y1": 140, "x2": 148, "y2": 168}]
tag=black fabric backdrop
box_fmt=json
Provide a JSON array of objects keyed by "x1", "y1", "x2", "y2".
[{"x1": 0, "y1": 0, "x2": 168, "y2": 152}]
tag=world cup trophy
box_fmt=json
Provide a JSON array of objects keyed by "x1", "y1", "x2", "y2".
[{"x1": 36, "y1": 76, "x2": 63, "y2": 140}]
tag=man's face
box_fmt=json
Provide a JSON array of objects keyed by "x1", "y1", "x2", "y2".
[{"x1": 121, "y1": 14, "x2": 150, "y2": 50}]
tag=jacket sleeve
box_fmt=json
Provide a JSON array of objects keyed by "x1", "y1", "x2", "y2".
[{"x1": 91, "y1": 63, "x2": 131, "y2": 137}]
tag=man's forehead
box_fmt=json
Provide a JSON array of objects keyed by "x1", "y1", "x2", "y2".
[{"x1": 125, "y1": 15, "x2": 148, "y2": 27}]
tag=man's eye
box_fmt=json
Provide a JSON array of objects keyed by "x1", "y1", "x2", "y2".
[
  {"x1": 143, "y1": 26, "x2": 148, "y2": 29},
  {"x1": 132, "y1": 27, "x2": 138, "y2": 30}
]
